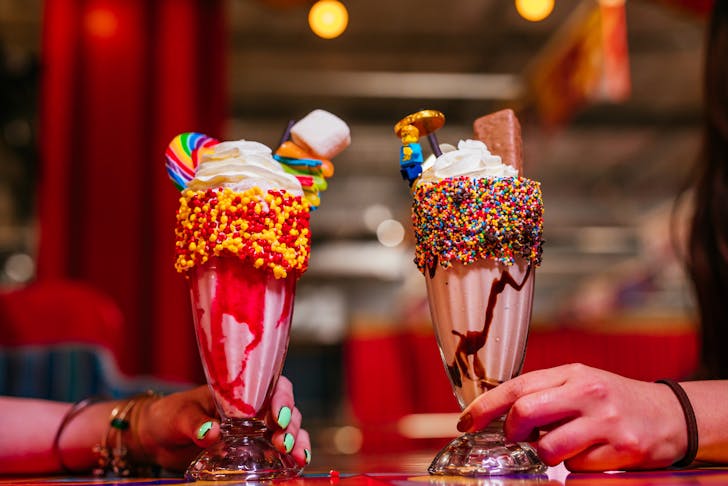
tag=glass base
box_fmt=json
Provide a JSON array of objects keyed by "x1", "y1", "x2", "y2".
[
  {"x1": 428, "y1": 430, "x2": 547, "y2": 477},
  {"x1": 185, "y1": 418, "x2": 302, "y2": 481}
]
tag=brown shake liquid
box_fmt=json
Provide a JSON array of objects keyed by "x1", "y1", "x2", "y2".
[{"x1": 445, "y1": 264, "x2": 532, "y2": 392}]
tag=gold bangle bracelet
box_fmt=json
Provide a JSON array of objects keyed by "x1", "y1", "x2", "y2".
[{"x1": 92, "y1": 390, "x2": 160, "y2": 477}]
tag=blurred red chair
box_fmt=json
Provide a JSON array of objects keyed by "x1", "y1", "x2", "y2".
[
  {"x1": 0, "y1": 280, "x2": 125, "y2": 355},
  {"x1": 522, "y1": 325, "x2": 699, "y2": 381},
  {"x1": 345, "y1": 321, "x2": 699, "y2": 453},
  {"x1": 345, "y1": 324, "x2": 458, "y2": 454},
  {"x1": 0, "y1": 280, "x2": 185, "y2": 401}
]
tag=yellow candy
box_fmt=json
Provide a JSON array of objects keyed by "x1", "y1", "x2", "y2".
[{"x1": 274, "y1": 267, "x2": 287, "y2": 279}]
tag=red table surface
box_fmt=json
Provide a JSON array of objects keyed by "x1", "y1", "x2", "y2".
[
  {"x1": 4, "y1": 470, "x2": 728, "y2": 485},
  {"x1": 3, "y1": 455, "x2": 728, "y2": 486}
]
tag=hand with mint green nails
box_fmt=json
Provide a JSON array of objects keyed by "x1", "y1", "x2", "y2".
[
  {"x1": 266, "y1": 376, "x2": 312, "y2": 467},
  {"x1": 1, "y1": 385, "x2": 219, "y2": 474},
  {"x1": 0, "y1": 377, "x2": 310, "y2": 475}
]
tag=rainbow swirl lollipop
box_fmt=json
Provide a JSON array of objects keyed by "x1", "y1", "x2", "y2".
[{"x1": 165, "y1": 132, "x2": 219, "y2": 190}]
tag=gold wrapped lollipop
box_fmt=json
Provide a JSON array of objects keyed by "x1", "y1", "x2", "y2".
[
  {"x1": 394, "y1": 110, "x2": 445, "y2": 186},
  {"x1": 394, "y1": 109, "x2": 445, "y2": 143}
]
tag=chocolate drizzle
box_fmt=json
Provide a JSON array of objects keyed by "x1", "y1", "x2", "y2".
[
  {"x1": 449, "y1": 264, "x2": 532, "y2": 392},
  {"x1": 427, "y1": 255, "x2": 439, "y2": 279}
]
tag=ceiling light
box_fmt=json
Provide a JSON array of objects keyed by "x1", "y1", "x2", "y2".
[
  {"x1": 515, "y1": 0, "x2": 554, "y2": 22},
  {"x1": 308, "y1": 0, "x2": 348, "y2": 39}
]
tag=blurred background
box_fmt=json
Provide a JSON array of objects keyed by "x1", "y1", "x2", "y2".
[{"x1": 0, "y1": 0, "x2": 709, "y2": 459}]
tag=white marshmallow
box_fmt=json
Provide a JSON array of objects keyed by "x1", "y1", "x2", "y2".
[{"x1": 290, "y1": 109, "x2": 351, "y2": 159}]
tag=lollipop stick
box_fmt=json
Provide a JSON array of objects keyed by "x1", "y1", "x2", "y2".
[
  {"x1": 278, "y1": 119, "x2": 295, "y2": 147},
  {"x1": 427, "y1": 133, "x2": 443, "y2": 157},
  {"x1": 394, "y1": 109, "x2": 445, "y2": 158}
]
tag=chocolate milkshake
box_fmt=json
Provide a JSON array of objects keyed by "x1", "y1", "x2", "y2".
[
  {"x1": 424, "y1": 257, "x2": 535, "y2": 408},
  {"x1": 396, "y1": 109, "x2": 546, "y2": 475}
]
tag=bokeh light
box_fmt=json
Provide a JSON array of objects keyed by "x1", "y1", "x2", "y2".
[
  {"x1": 84, "y1": 7, "x2": 119, "y2": 38},
  {"x1": 332, "y1": 425, "x2": 363, "y2": 454},
  {"x1": 376, "y1": 219, "x2": 405, "y2": 247},
  {"x1": 515, "y1": 0, "x2": 555, "y2": 22},
  {"x1": 308, "y1": 0, "x2": 349, "y2": 39},
  {"x1": 363, "y1": 204, "x2": 393, "y2": 232},
  {"x1": 4, "y1": 253, "x2": 35, "y2": 283}
]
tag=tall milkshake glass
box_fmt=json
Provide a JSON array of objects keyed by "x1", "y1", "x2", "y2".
[
  {"x1": 175, "y1": 169, "x2": 310, "y2": 480},
  {"x1": 424, "y1": 258, "x2": 542, "y2": 476},
  {"x1": 185, "y1": 255, "x2": 300, "y2": 480},
  {"x1": 168, "y1": 111, "x2": 350, "y2": 480},
  {"x1": 166, "y1": 123, "x2": 331, "y2": 478},
  {"x1": 396, "y1": 110, "x2": 546, "y2": 476}
]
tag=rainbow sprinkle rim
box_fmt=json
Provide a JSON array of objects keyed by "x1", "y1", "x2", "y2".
[
  {"x1": 174, "y1": 187, "x2": 311, "y2": 279},
  {"x1": 412, "y1": 176, "x2": 544, "y2": 273}
]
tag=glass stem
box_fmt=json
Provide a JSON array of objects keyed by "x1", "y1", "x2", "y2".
[
  {"x1": 220, "y1": 418, "x2": 267, "y2": 441},
  {"x1": 483, "y1": 415, "x2": 507, "y2": 435}
]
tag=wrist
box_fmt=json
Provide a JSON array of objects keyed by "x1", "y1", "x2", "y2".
[
  {"x1": 54, "y1": 398, "x2": 110, "y2": 473},
  {"x1": 126, "y1": 393, "x2": 159, "y2": 466},
  {"x1": 93, "y1": 391, "x2": 161, "y2": 477},
  {"x1": 655, "y1": 379, "x2": 698, "y2": 468}
]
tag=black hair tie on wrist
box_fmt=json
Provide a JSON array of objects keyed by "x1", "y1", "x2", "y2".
[{"x1": 655, "y1": 379, "x2": 699, "y2": 468}]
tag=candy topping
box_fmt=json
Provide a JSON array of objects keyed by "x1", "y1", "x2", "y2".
[
  {"x1": 166, "y1": 132, "x2": 219, "y2": 190},
  {"x1": 273, "y1": 110, "x2": 350, "y2": 210},
  {"x1": 274, "y1": 141, "x2": 331, "y2": 210},
  {"x1": 412, "y1": 176, "x2": 544, "y2": 273},
  {"x1": 174, "y1": 187, "x2": 310, "y2": 279}
]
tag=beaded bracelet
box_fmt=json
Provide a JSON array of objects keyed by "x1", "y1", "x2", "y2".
[
  {"x1": 655, "y1": 379, "x2": 699, "y2": 468},
  {"x1": 93, "y1": 390, "x2": 160, "y2": 477},
  {"x1": 53, "y1": 396, "x2": 105, "y2": 473}
]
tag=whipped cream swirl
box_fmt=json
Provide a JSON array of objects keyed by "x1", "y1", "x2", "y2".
[
  {"x1": 188, "y1": 140, "x2": 303, "y2": 195},
  {"x1": 418, "y1": 139, "x2": 517, "y2": 185}
]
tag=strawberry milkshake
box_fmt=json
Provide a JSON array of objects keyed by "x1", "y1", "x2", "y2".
[
  {"x1": 175, "y1": 140, "x2": 310, "y2": 423},
  {"x1": 169, "y1": 111, "x2": 350, "y2": 480}
]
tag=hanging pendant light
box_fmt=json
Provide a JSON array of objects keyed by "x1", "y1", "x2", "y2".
[
  {"x1": 308, "y1": 0, "x2": 349, "y2": 39},
  {"x1": 515, "y1": 0, "x2": 555, "y2": 22}
]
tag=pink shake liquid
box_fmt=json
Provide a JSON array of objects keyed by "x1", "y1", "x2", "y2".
[{"x1": 189, "y1": 256, "x2": 295, "y2": 419}]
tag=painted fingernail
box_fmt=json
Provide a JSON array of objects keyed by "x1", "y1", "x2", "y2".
[
  {"x1": 277, "y1": 406, "x2": 292, "y2": 428},
  {"x1": 197, "y1": 421, "x2": 214, "y2": 440},
  {"x1": 304, "y1": 448, "x2": 311, "y2": 464},
  {"x1": 456, "y1": 413, "x2": 472, "y2": 432},
  {"x1": 283, "y1": 433, "x2": 295, "y2": 453}
]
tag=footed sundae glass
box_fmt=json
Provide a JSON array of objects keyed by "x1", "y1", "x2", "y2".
[
  {"x1": 425, "y1": 258, "x2": 546, "y2": 476},
  {"x1": 167, "y1": 110, "x2": 350, "y2": 481},
  {"x1": 185, "y1": 256, "x2": 301, "y2": 481},
  {"x1": 395, "y1": 109, "x2": 546, "y2": 476}
]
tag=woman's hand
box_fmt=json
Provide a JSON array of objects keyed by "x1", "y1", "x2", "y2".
[
  {"x1": 457, "y1": 363, "x2": 687, "y2": 471},
  {"x1": 266, "y1": 376, "x2": 311, "y2": 466},
  {"x1": 132, "y1": 376, "x2": 310, "y2": 472},
  {"x1": 130, "y1": 386, "x2": 219, "y2": 472}
]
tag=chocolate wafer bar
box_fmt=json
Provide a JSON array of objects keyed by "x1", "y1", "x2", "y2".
[{"x1": 472, "y1": 109, "x2": 523, "y2": 175}]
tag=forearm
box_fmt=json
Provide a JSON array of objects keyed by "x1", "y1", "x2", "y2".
[
  {"x1": 0, "y1": 396, "x2": 119, "y2": 474},
  {"x1": 681, "y1": 381, "x2": 728, "y2": 464}
]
